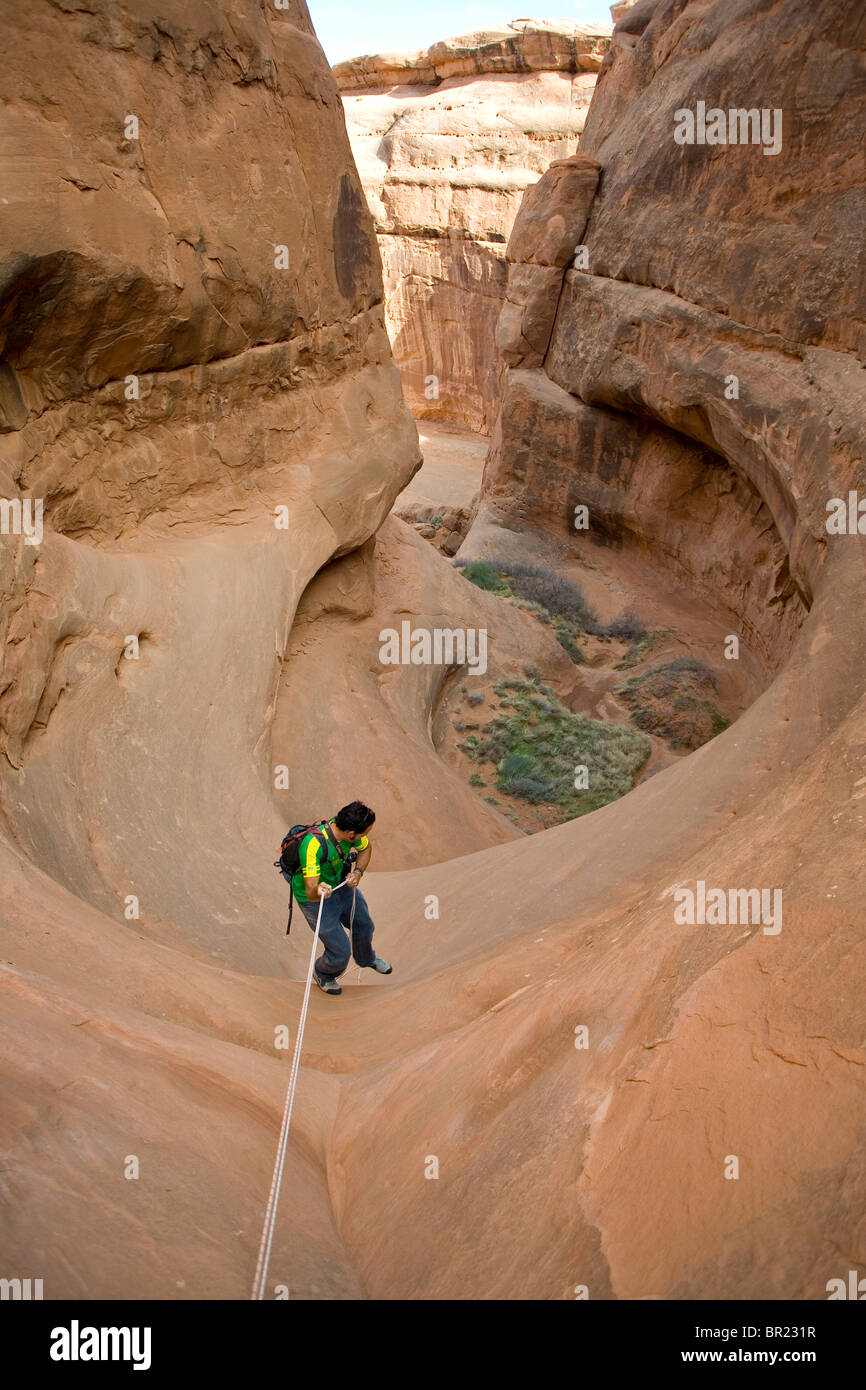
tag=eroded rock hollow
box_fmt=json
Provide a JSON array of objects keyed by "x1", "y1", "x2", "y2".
[{"x1": 1, "y1": 0, "x2": 864, "y2": 1305}]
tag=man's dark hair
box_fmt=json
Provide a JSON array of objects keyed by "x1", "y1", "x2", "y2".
[{"x1": 335, "y1": 801, "x2": 376, "y2": 834}]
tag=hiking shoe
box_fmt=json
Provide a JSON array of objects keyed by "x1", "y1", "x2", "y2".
[
  {"x1": 315, "y1": 972, "x2": 342, "y2": 995},
  {"x1": 368, "y1": 956, "x2": 392, "y2": 974}
]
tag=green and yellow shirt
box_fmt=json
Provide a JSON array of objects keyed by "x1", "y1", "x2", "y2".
[{"x1": 290, "y1": 820, "x2": 369, "y2": 903}]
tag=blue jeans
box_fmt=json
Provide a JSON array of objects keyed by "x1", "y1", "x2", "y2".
[{"x1": 292, "y1": 884, "x2": 376, "y2": 979}]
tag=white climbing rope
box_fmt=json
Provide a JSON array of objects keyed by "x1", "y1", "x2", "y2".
[{"x1": 250, "y1": 878, "x2": 355, "y2": 1301}]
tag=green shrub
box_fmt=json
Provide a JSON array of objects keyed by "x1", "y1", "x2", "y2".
[
  {"x1": 498, "y1": 752, "x2": 536, "y2": 786},
  {"x1": 453, "y1": 561, "x2": 596, "y2": 663},
  {"x1": 551, "y1": 617, "x2": 586, "y2": 664},
  {"x1": 458, "y1": 560, "x2": 507, "y2": 593},
  {"x1": 489, "y1": 557, "x2": 599, "y2": 629},
  {"x1": 614, "y1": 629, "x2": 665, "y2": 669},
  {"x1": 507, "y1": 774, "x2": 561, "y2": 803},
  {"x1": 469, "y1": 674, "x2": 649, "y2": 819}
]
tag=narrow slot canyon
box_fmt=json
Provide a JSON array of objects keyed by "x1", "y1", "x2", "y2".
[{"x1": 0, "y1": 0, "x2": 864, "y2": 1321}]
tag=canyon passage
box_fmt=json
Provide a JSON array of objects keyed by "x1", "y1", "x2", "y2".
[{"x1": 0, "y1": 0, "x2": 865, "y2": 1307}]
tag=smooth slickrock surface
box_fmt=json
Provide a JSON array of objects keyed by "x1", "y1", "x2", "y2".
[
  {"x1": 272, "y1": 514, "x2": 581, "y2": 870},
  {"x1": 451, "y1": 0, "x2": 866, "y2": 1298},
  {"x1": 1, "y1": 0, "x2": 865, "y2": 1304},
  {"x1": 0, "y1": 0, "x2": 420, "y2": 970},
  {"x1": 336, "y1": 21, "x2": 612, "y2": 432},
  {"x1": 0, "y1": 0, "x2": 417, "y2": 1294}
]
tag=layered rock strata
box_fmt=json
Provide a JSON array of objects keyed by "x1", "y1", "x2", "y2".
[
  {"x1": 336, "y1": 21, "x2": 612, "y2": 432},
  {"x1": 1, "y1": 0, "x2": 865, "y2": 1306},
  {"x1": 0, "y1": 0, "x2": 419, "y2": 968}
]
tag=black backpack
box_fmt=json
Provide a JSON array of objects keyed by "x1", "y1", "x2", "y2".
[{"x1": 275, "y1": 820, "x2": 331, "y2": 935}]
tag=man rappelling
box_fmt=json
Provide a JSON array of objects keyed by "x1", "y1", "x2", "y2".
[{"x1": 276, "y1": 801, "x2": 392, "y2": 995}]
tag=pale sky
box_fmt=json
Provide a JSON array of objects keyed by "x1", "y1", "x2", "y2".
[{"x1": 306, "y1": 2, "x2": 613, "y2": 66}]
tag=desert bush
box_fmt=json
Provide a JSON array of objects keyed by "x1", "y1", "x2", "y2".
[
  {"x1": 459, "y1": 560, "x2": 507, "y2": 592},
  {"x1": 605, "y1": 608, "x2": 647, "y2": 642},
  {"x1": 614, "y1": 628, "x2": 664, "y2": 670},
  {"x1": 620, "y1": 657, "x2": 729, "y2": 751},
  {"x1": 507, "y1": 774, "x2": 561, "y2": 803},
  {"x1": 489, "y1": 557, "x2": 600, "y2": 629},
  {"x1": 455, "y1": 559, "x2": 599, "y2": 663},
  {"x1": 551, "y1": 617, "x2": 586, "y2": 664},
  {"x1": 467, "y1": 675, "x2": 649, "y2": 818}
]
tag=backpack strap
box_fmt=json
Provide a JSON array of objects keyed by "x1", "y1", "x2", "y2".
[
  {"x1": 279, "y1": 819, "x2": 334, "y2": 937},
  {"x1": 284, "y1": 824, "x2": 330, "y2": 935},
  {"x1": 320, "y1": 819, "x2": 355, "y2": 881},
  {"x1": 307, "y1": 824, "x2": 332, "y2": 873}
]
